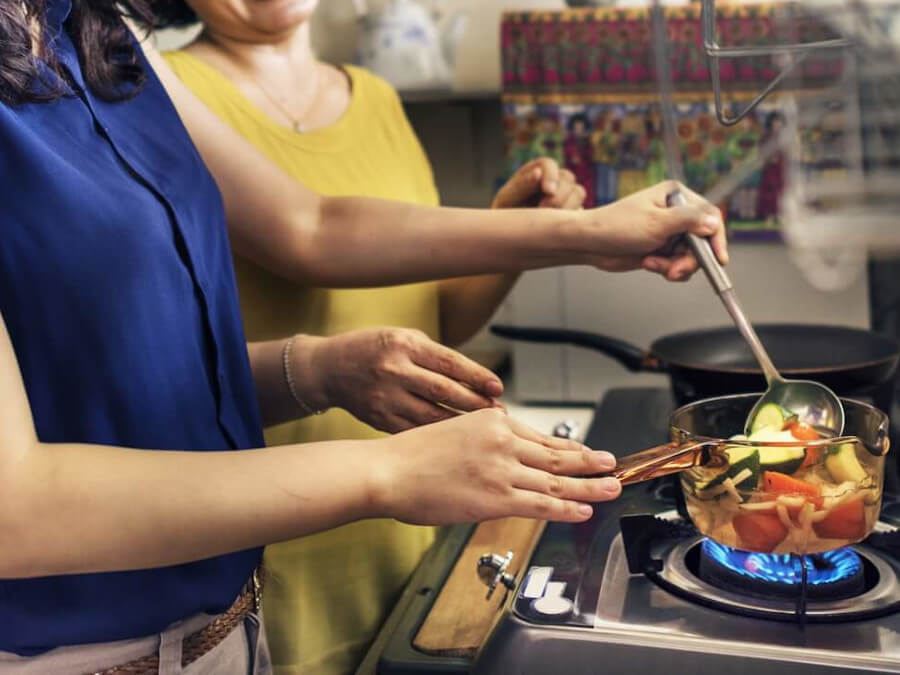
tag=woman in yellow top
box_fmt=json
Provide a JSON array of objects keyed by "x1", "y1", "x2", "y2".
[{"x1": 162, "y1": 1, "x2": 586, "y2": 672}]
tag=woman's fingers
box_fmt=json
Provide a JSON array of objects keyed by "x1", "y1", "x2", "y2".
[
  {"x1": 680, "y1": 186, "x2": 729, "y2": 266},
  {"x1": 515, "y1": 437, "x2": 617, "y2": 475},
  {"x1": 505, "y1": 417, "x2": 617, "y2": 474},
  {"x1": 400, "y1": 365, "x2": 496, "y2": 412},
  {"x1": 563, "y1": 185, "x2": 587, "y2": 210},
  {"x1": 671, "y1": 184, "x2": 729, "y2": 266},
  {"x1": 515, "y1": 492, "x2": 595, "y2": 521},
  {"x1": 708, "y1": 219, "x2": 729, "y2": 265},
  {"x1": 410, "y1": 339, "x2": 503, "y2": 398},
  {"x1": 533, "y1": 157, "x2": 562, "y2": 196},
  {"x1": 664, "y1": 251, "x2": 700, "y2": 281},
  {"x1": 492, "y1": 157, "x2": 563, "y2": 208},
  {"x1": 380, "y1": 413, "x2": 416, "y2": 433},
  {"x1": 540, "y1": 183, "x2": 586, "y2": 210},
  {"x1": 391, "y1": 391, "x2": 457, "y2": 426},
  {"x1": 539, "y1": 169, "x2": 584, "y2": 209},
  {"x1": 506, "y1": 490, "x2": 598, "y2": 522},
  {"x1": 513, "y1": 465, "x2": 621, "y2": 501},
  {"x1": 649, "y1": 182, "x2": 728, "y2": 268},
  {"x1": 680, "y1": 183, "x2": 721, "y2": 216}
]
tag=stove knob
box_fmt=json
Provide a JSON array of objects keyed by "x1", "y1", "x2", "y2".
[
  {"x1": 477, "y1": 550, "x2": 517, "y2": 600},
  {"x1": 552, "y1": 420, "x2": 580, "y2": 440},
  {"x1": 531, "y1": 594, "x2": 574, "y2": 621}
]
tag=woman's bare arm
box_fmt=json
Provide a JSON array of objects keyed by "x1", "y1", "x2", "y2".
[
  {"x1": 438, "y1": 159, "x2": 585, "y2": 346},
  {"x1": 0, "y1": 307, "x2": 620, "y2": 579},
  {"x1": 137, "y1": 38, "x2": 726, "y2": 288}
]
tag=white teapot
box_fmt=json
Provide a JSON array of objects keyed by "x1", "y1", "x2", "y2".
[{"x1": 355, "y1": 0, "x2": 468, "y2": 91}]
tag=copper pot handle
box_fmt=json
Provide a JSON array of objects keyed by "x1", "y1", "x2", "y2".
[{"x1": 609, "y1": 439, "x2": 726, "y2": 486}]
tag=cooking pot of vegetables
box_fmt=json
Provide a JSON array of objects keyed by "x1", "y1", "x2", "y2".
[{"x1": 607, "y1": 393, "x2": 890, "y2": 555}]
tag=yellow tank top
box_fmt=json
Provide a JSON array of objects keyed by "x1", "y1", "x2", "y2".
[{"x1": 165, "y1": 51, "x2": 439, "y2": 674}]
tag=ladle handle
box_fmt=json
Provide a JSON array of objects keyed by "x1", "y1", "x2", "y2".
[
  {"x1": 609, "y1": 439, "x2": 725, "y2": 485},
  {"x1": 667, "y1": 190, "x2": 781, "y2": 385}
]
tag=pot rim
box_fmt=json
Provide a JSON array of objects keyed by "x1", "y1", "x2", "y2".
[{"x1": 668, "y1": 392, "x2": 891, "y2": 454}]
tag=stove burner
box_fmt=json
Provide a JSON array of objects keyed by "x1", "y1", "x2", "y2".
[
  {"x1": 651, "y1": 535, "x2": 900, "y2": 622},
  {"x1": 698, "y1": 539, "x2": 866, "y2": 601}
]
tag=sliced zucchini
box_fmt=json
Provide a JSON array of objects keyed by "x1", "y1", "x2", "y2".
[
  {"x1": 825, "y1": 443, "x2": 867, "y2": 484},
  {"x1": 698, "y1": 446, "x2": 760, "y2": 493},
  {"x1": 749, "y1": 402, "x2": 787, "y2": 434},
  {"x1": 758, "y1": 445, "x2": 806, "y2": 475}
]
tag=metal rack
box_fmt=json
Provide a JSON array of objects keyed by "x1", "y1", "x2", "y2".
[{"x1": 657, "y1": 0, "x2": 900, "y2": 286}]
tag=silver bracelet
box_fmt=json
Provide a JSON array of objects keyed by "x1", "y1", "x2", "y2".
[{"x1": 281, "y1": 335, "x2": 322, "y2": 417}]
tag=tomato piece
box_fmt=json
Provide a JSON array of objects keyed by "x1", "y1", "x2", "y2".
[
  {"x1": 799, "y1": 446, "x2": 823, "y2": 470},
  {"x1": 813, "y1": 496, "x2": 867, "y2": 541},
  {"x1": 789, "y1": 422, "x2": 820, "y2": 441},
  {"x1": 732, "y1": 512, "x2": 789, "y2": 552},
  {"x1": 787, "y1": 422, "x2": 823, "y2": 470},
  {"x1": 762, "y1": 471, "x2": 822, "y2": 499},
  {"x1": 761, "y1": 471, "x2": 824, "y2": 519}
]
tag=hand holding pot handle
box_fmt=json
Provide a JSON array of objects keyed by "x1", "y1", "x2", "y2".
[{"x1": 607, "y1": 439, "x2": 726, "y2": 485}]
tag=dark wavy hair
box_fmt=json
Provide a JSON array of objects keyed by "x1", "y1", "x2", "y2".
[{"x1": 0, "y1": 0, "x2": 197, "y2": 106}]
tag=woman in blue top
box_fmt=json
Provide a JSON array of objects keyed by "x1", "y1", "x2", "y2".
[{"x1": 0, "y1": 1, "x2": 726, "y2": 672}]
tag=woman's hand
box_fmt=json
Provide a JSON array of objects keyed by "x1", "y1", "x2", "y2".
[
  {"x1": 367, "y1": 408, "x2": 622, "y2": 524},
  {"x1": 491, "y1": 158, "x2": 586, "y2": 210},
  {"x1": 581, "y1": 181, "x2": 728, "y2": 281},
  {"x1": 308, "y1": 327, "x2": 503, "y2": 432}
]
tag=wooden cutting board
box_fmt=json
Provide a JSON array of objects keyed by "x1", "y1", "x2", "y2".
[{"x1": 413, "y1": 517, "x2": 545, "y2": 657}]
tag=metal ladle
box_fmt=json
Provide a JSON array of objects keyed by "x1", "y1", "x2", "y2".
[
  {"x1": 667, "y1": 190, "x2": 845, "y2": 436},
  {"x1": 648, "y1": 4, "x2": 844, "y2": 436}
]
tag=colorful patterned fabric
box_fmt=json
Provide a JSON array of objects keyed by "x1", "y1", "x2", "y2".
[
  {"x1": 499, "y1": 4, "x2": 841, "y2": 237},
  {"x1": 500, "y1": 5, "x2": 841, "y2": 96}
]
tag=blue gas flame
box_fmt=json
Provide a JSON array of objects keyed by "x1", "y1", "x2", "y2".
[{"x1": 701, "y1": 539, "x2": 862, "y2": 586}]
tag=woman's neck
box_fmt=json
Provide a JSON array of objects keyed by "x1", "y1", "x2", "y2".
[
  {"x1": 194, "y1": 22, "x2": 317, "y2": 83},
  {"x1": 184, "y1": 22, "x2": 351, "y2": 133}
]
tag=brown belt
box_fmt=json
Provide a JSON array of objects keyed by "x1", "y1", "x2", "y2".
[{"x1": 95, "y1": 568, "x2": 263, "y2": 675}]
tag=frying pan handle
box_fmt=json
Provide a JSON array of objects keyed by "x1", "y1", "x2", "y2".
[
  {"x1": 609, "y1": 439, "x2": 725, "y2": 486},
  {"x1": 490, "y1": 325, "x2": 660, "y2": 373}
]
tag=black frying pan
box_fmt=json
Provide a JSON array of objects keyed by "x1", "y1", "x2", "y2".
[{"x1": 490, "y1": 323, "x2": 900, "y2": 410}]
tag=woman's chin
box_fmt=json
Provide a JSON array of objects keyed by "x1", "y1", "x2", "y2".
[{"x1": 252, "y1": 0, "x2": 317, "y2": 34}]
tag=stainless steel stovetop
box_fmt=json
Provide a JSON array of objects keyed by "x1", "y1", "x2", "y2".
[
  {"x1": 366, "y1": 388, "x2": 900, "y2": 675},
  {"x1": 475, "y1": 512, "x2": 900, "y2": 674}
]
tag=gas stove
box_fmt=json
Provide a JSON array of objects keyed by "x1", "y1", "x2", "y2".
[
  {"x1": 476, "y1": 508, "x2": 900, "y2": 674},
  {"x1": 366, "y1": 388, "x2": 900, "y2": 675}
]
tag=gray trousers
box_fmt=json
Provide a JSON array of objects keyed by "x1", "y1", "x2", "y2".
[{"x1": 0, "y1": 610, "x2": 272, "y2": 675}]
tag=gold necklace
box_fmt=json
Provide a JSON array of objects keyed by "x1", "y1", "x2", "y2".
[{"x1": 252, "y1": 64, "x2": 321, "y2": 133}]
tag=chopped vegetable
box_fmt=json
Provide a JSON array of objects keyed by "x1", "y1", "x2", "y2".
[
  {"x1": 749, "y1": 403, "x2": 787, "y2": 434},
  {"x1": 685, "y1": 414, "x2": 877, "y2": 554},
  {"x1": 789, "y1": 422, "x2": 820, "y2": 441},
  {"x1": 799, "y1": 446, "x2": 823, "y2": 470},
  {"x1": 775, "y1": 502, "x2": 792, "y2": 530},
  {"x1": 786, "y1": 421, "x2": 824, "y2": 469},
  {"x1": 775, "y1": 494, "x2": 815, "y2": 523},
  {"x1": 747, "y1": 426, "x2": 807, "y2": 474},
  {"x1": 812, "y1": 494, "x2": 867, "y2": 540},
  {"x1": 722, "y1": 476, "x2": 744, "y2": 502},
  {"x1": 761, "y1": 471, "x2": 824, "y2": 522},
  {"x1": 738, "y1": 500, "x2": 778, "y2": 511},
  {"x1": 825, "y1": 443, "x2": 867, "y2": 484},
  {"x1": 762, "y1": 471, "x2": 823, "y2": 502},
  {"x1": 733, "y1": 511, "x2": 789, "y2": 552},
  {"x1": 699, "y1": 446, "x2": 760, "y2": 494},
  {"x1": 758, "y1": 445, "x2": 806, "y2": 475}
]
